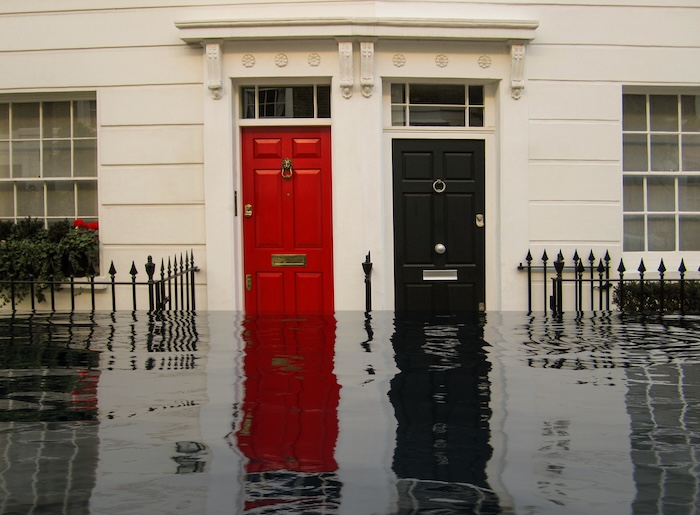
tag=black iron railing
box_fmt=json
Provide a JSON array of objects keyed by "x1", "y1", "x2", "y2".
[
  {"x1": 519, "y1": 249, "x2": 700, "y2": 315},
  {"x1": 0, "y1": 251, "x2": 199, "y2": 312}
]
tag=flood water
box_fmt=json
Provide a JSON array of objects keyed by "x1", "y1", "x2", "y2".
[{"x1": 1, "y1": 311, "x2": 699, "y2": 514}]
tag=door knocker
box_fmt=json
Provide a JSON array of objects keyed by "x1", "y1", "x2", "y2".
[
  {"x1": 432, "y1": 178, "x2": 446, "y2": 193},
  {"x1": 281, "y1": 158, "x2": 293, "y2": 180}
]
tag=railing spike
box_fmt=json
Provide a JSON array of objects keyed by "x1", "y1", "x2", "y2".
[
  {"x1": 679, "y1": 259, "x2": 687, "y2": 274},
  {"x1": 658, "y1": 259, "x2": 666, "y2": 274},
  {"x1": 108, "y1": 261, "x2": 117, "y2": 277},
  {"x1": 130, "y1": 261, "x2": 138, "y2": 277},
  {"x1": 542, "y1": 250, "x2": 548, "y2": 262},
  {"x1": 588, "y1": 250, "x2": 595, "y2": 263},
  {"x1": 638, "y1": 259, "x2": 646, "y2": 274},
  {"x1": 576, "y1": 260, "x2": 585, "y2": 273},
  {"x1": 526, "y1": 250, "x2": 533, "y2": 262},
  {"x1": 597, "y1": 259, "x2": 605, "y2": 273},
  {"x1": 604, "y1": 250, "x2": 611, "y2": 263},
  {"x1": 617, "y1": 259, "x2": 626, "y2": 274},
  {"x1": 557, "y1": 249, "x2": 564, "y2": 261},
  {"x1": 573, "y1": 250, "x2": 580, "y2": 262}
]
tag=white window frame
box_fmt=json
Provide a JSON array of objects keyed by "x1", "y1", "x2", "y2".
[
  {"x1": 0, "y1": 93, "x2": 98, "y2": 228},
  {"x1": 622, "y1": 90, "x2": 700, "y2": 253}
]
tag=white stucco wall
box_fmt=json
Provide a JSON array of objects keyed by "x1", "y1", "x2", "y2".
[{"x1": 1, "y1": 1, "x2": 699, "y2": 311}]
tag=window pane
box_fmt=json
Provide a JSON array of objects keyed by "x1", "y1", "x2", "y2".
[
  {"x1": 469, "y1": 107, "x2": 484, "y2": 127},
  {"x1": 0, "y1": 104, "x2": 8, "y2": 139},
  {"x1": 259, "y1": 87, "x2": 285, "y2": 118},
  {"x1": 623, "y1": 94, "x2": 647, "y2": 131},
  {"x1": 647, "y1": 176, "x2": 675, "y2": 211},
  {"x1": 12, "y1": 103, "x2": 40, "y2": 139},
  {"x1": 12, "y1": 141, "x2": 40, "y2": 178},
  {"x1": 682, "y1": 134, "x2": 700, "y2": 171},
  {"x1": 391, "y1": 84, "x2": 405, "y2": 104},
  {"x1": 292, "y1": 86, "x2": 314, "y2": 118},
  {"x1": 74, "y1": 139, "x2": 97, "y2": 177},
  {"x1": 623, "y1": 176, "x2": 644, "y2": 211},
  {"x1": 649, "y1": 95, "x2": 678, "y2": 132},
  {"x1": 0, "y1": 183, "x2": 13, "y2": 217},
  {"x1": 0, "y1": 142, "x2": 9, "y2": 178},
  {"x1": 409, "y1": 106, "x2": 465, "y2": 127},
  {"x1": 77, "y1": 181, "x2": 97, "y2": 217},
  {"x1": 679, "y1": 216, "x2": 700, "y2": 250},
  {"x1": 624, "y1": 215, "x2": 644, "y2": 251},
  {"x1": 43, "y1": 140, "x2": 71, "y2": 177},
  {"x1": 73, "y1": 100, "x2": 97, "y2": 137},
  {"x1": 650, "y1": 134, "x2": 679, "y2": 171},
  {"x1": 681, "y1": 95, "x2": 700, "y2": 132},
  {"x1": 468, "y1": 85, "x2": 484, "y2": 106},
  {"x1": 410, "y1": 84, "x2": 465, "y2": 105},
  {"x1": 241, "y1": 87, "x2": 255, "y2": 119},
  {"x1": 391, "y1": 106, "x2": 406, "y2": 126},
  {"x1": 47, "y1": 181, "x2": 74, "y2": 216},
  {"x1": 16, "y1": 182, "x2": 44, "y2": 217},
  {"x1": 43, "y1": 101, "x2": 71, "y2": 138},
  {"x1": 316, "y1": 86, "x2": 331, "y2": 118},
  {"x1": 679, "y1": 176, "x2": 700, "y2": 211},
  {"x1": 647, "y1": 215, "x2": 675, "y2": 251},
  {"x1": 623, "y1": 134, "x2": 648, "y2": 171}
]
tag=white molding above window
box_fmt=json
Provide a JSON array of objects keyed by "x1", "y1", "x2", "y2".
[{"x1": 175, "y1": 17, "x2": 538, "y2": 44}]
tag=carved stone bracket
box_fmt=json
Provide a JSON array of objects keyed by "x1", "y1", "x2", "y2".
[
  {"x1": 204, "y1": 40, "x2": 223, "y2": 99},
  {"x1": 510, "y1": 43, "x2": 526, "y2": 100},
  {"x1": 360, "y1": 41, "x2": 375, "y2": 98},
  {"x1": 338, "y1": 40, "x2": 354, "y2": 99}
]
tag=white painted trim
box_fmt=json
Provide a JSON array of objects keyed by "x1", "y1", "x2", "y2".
[{"x1": 176, "y1": 17, "x2": 538, "y2": 44}]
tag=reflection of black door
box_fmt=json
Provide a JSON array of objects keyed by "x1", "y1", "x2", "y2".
[
  {"x1": 389, "y1": 314, "x2": 501, "y2": 511},
  {"x1": 393, "y1": 139, "x2": 485, "y2": 312}
]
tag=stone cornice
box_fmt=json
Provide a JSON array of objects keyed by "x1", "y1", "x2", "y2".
[{"x1": 176, "y1": 17, "x2": 538, "y2": 44}]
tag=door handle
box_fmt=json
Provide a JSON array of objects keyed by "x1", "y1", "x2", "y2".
[
  {"x1": 434, "y1": 243, "x2": 446, "y2": 255},
  {"x1": 476, "y1": 213, "x2": 484, "y2": 228},
  {"x1": 244, "y1": 204, "x2": 253, "y2": 218},
  {"x1": 245, "y1": 274, "x2": 252, "y2": 291}
]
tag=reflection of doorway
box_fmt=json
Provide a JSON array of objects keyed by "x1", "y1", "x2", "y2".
[
  {"x1": 236, "y1": 316, "x2": 341, "y2": 512},
  {"x1": 392, "y1": 139, "x2": 486, "y2": 312},
  {"x1": 388, "y1": 314, "x2": 502, "y2": 511},
  {"x1": 241, "y1": 127, "x2": 334, "y2": 315}
]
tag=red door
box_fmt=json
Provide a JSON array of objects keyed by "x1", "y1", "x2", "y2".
[{"x1": 242, "y1": 127, "x2": 334, "y2": 314}]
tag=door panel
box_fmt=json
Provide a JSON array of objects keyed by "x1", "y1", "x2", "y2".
[
  {"x1": 243, "y1": 127, "x2": 333, "y2": 314},
  {"x1": 393, "y1": 139, "x2": 485, "y2": 313}
]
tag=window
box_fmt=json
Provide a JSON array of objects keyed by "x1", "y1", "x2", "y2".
[
  {"x1": 240, "y1": 85, "x2": 331, "y2": 119},
  {"x1": 623, "y1": 93, "x2": 700, "y2": 251},
  {"x1": 0, "y1": 98, "x2": 98, "y2": 227},
  {"x1": 391, "y1": 84, "x2": 484, "y2": 127}
]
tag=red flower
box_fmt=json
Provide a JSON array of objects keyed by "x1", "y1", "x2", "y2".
[
  {"x1": 87, "y1": 221, "x2": 99, "y2": 231},
  {"x1": 74, "y1": 219, "x2": 87, "y2": 229}
]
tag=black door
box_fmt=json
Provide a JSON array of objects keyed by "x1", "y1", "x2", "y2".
[{"x1": 392, "y1": 139, "x2": 485, "y2": 312}]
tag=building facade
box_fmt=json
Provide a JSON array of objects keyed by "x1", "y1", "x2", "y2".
[{"x1": 1, "y1": 0, "x2": 699, "y2": 312}]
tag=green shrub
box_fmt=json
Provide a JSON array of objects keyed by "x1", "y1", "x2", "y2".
[
  {"x1": 0, "y1": 218, "x2": 99, "y2": 306},
  {"x1": 613, "y1": 280, "x2": 700, "y2": 313}
]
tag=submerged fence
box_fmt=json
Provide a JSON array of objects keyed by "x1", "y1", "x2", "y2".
[
  {"x1": 519, "y1": 249, "x2": 700, "y2": 315},
  {"x1": 0, "y1": 251, "x2": 199, "y2": 312}
]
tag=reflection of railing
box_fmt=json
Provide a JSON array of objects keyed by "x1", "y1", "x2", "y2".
[
  {"x1": 0, "y1": 251, "x2": 199, "y2": 312},
  {"x1": 519, "y1": 249, "x2": 700, "y2": 315}
]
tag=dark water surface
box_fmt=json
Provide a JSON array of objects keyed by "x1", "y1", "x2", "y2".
[{"x1": 1, "y1": 311, "x2": 699, "y2": 514}]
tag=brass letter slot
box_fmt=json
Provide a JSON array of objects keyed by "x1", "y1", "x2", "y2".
[{"x1": 271, "y1": 254, "x2": 307, "y2": 267}]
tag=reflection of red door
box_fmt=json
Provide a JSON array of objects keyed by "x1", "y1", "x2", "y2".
[
  {"x1": 237, "y1": 316, "x2": 340, "y2": 474},
  {"x1": 242, "y1": 127, "x2": 334, "y2": 315}
]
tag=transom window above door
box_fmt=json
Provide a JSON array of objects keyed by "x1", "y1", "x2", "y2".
[
  {"x1": 240, "y1": 85, "x2": 331, "y2": 119},
  {"x1": 391, "y1": 84, "x2": 484, "y2": 127}
]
